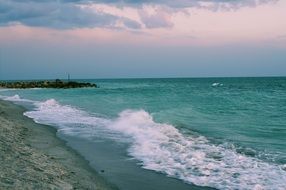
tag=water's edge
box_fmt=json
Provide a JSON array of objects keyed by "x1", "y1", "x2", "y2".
[
  {"x1": 0, "y1": 99, "x2": 118, "y2": 189},
  {"x1": 1, "y1": 76, "x2": 285, "y2": 190},
  {"x1": 1, "y1": 97, "x2": 215, "y2": 190}
]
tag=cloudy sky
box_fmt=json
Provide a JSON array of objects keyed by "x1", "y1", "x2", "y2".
[{"x1": 0, "y1": 0, "x2": 285, "y2": 79}]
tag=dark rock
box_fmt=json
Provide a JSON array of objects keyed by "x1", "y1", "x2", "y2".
[{"x1": 0, "y1": 80, "x2": 97, "y2": 89}]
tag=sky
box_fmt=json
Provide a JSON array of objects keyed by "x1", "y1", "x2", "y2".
[{"x1": 0, "y1": 0, "x2": 285, "y2": 80}]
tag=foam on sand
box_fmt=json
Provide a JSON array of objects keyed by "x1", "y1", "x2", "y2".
[
  {"x1": 0, "y1": 98, "x2": 115, "y2": 189},
  {"x1": 2, "y1": 95, "x2": 286, "y2": 190}
]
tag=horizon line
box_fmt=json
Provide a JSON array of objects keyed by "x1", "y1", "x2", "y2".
[{"x1": 1, "y1": 75, "x2": 286, "y2": 81}]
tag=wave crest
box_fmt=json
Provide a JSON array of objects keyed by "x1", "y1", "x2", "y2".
[
  {"x1": 107, "y1": 110, "x2": 286, "y2": 189},
  {"x1": 1, "y1": 94, "x2": 286, "y2": 189}
]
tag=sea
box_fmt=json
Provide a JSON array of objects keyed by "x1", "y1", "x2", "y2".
[{"x1": 1, "y1": 77, "x2": 286, "y2": 190}]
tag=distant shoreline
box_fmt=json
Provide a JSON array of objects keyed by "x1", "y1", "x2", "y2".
[{"x1": 0, "y1": 100, "x2": 116, "y2": 189}]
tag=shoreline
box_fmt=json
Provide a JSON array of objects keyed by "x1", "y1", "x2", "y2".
[{"x1": 0, "y1": 100, "x2": 117, "y2": 189}]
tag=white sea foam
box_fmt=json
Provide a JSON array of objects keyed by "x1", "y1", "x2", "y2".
[
  {"x1": 1, "y1": 94, "x2": 34, "y2": 103},
  {"x1": 4, "y1": 94, "x2": 21, "y2": 101},
  {"x1": 107, "y1": 110, "x2": 286, "y2": 189},
  {"x1": 212, "y1": 83, "x2": 223, "y2": 87},
  {"x1": 2, "y1": 94, "x2": 286, "y2": 190},
  {"x1": 23, "y1": 98, "x2": 122, "y2": 141}
]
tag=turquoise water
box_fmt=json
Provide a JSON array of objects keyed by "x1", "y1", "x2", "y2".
[{"x1": 1, "y1": 77, "x2": 286, "y2": 189}]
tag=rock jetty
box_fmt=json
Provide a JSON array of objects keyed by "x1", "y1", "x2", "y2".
[{"x1": 0, "y1": 79, "x2": 97, "y2": 89}]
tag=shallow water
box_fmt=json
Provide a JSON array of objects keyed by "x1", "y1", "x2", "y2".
[{"x1": 1, "y1": 77, "x2": 286, "y2": 189}]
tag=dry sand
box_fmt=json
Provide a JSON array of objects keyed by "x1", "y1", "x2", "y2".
[{"x1": 0, "y1": 100, "x2": 117, "y2": 190}]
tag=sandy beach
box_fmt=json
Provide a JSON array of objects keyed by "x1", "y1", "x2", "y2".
[{"x1": 0, "y1": 100, "x2": 117, "y2": 190}]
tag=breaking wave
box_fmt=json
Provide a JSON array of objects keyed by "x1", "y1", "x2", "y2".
[{"x1": 2, "y1": 95, "x2": 286, "y2": 190}]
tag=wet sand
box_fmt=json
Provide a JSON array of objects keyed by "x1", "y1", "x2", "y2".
[{"x1": 0, "y1": 100, "x2": 117, "y2": 190}]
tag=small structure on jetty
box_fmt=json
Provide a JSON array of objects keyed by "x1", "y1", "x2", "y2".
[{"x1": 0, "y1": 79, "x2": 97, "y2": 89}]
